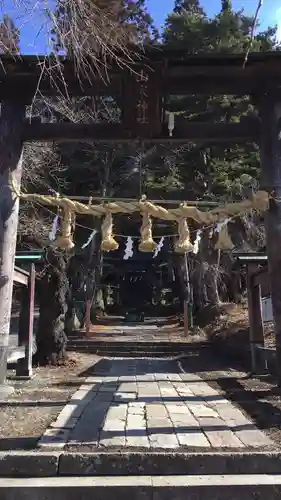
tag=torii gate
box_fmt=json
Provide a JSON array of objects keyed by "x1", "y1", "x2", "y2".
[{"x1": 0, "y1": 47, "x2": 281, "y2": 395}]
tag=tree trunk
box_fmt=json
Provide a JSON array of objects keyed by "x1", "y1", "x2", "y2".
[
  {"x1": 93, "y1": 229, "x2": 104, "y2": 314},
  {"x1": 67, "y1": 257, "x2": 86, "y2": 329},
  {"x1": 92, "y1": 153, "x2": 111, "y2": 313},
  {"x1": 84, "y1": 153, "x2": 111, "y2": 325},
  {"x1": 36, "y1": 250, "x2": 69, "y2": 365},
  {"x1": 200, "y1": 230, "x2": 220, "y2": 308},
  {"x1": 205, "y1": 264, "x2": 220, "y2": 306},
  {"x1": 95, "y1": 287, "x2": 105, "y2": 315},
  {"x1": 0, "y1": 101, "x2": 25, "y2": 391},
  {"x1": 192, "y1": 259, "x2": 208, "y2": 311},
  {"x1": 65, "y1": 275, "x2": 81, "y2": 334},
  {"x1": 175, "y1": 254, "x2": 191, "y2": 302}
]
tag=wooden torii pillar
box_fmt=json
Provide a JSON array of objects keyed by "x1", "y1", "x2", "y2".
[
  {"x1": 259, "y1": 93, "x2": 281, "y2": 385},
  {"x1": 0, "y1": 101, "x2": 25, "y2": 398}
]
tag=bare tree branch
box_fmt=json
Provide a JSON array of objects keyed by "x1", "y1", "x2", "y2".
[{"x1": 243, "y1": 0, "x2": 263, "y2": 68}]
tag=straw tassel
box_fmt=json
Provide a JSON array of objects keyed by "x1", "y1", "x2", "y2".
[
  {"x1": 214, "y1": 222, "x2": 234, "y2": 250},
  {"x1": 139, "y1": 212, "x2": 157, "y2": 252},
  {"x1": 174, "y1": 218, "x2": 194, "y2": 254},
  {"x1": 55, "y1": 203, "x2": 75, "y2": 250},
  {"x1": 101, "y1": 212, "x2": 119, "y2": 252}
]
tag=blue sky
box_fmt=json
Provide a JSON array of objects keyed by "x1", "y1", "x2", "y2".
[{"x1": 1, "y1": 0, "x2": 281, "y2": 54}]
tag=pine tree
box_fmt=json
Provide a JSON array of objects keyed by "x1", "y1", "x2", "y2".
[
  {"x1": 164, "y1": 0, "x2": 207, "y2": 52},
  {"x1": 221, "y1": 0, "x2": 232, "y2": 13},
  {"x1": 174, "y1": 0, "x2": 204, "y2": 14},
  {"x1": 123, "y1": 0, "x2": 158, "y2": 41}
]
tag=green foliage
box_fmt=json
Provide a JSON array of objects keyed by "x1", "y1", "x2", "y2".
[
  {"x1": 164, "y1": 2, "x2": 208, "y2": 53},
  {"x1": 174, "y1": 0, "x2": 205, "y2": 15},
  {"x1": 123, "y1": 0, "x2": 159, "y2": 40},
  {"x1": 161, "y1": 0, "x2": 280, "y2": 202}
]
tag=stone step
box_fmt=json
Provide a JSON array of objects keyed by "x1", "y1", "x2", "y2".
[
  {"x1": 68, "y1": 349, "x2": 185, "y2": 357},
  {"x1": 59, "y1": 451, "x2": 281, "y2": 476},
  {"x1": 67, "y1": 340, "x2": 209, "y2": 356},
  {"x1": 2, "y1": 451, "x2": 281, "y2": 477},
  {"x1": 68, "y1": 340, "x2": 208, "y2": 349},
  {"x1": 1, "y1": 475, "x2": 281, "y2": 499}
]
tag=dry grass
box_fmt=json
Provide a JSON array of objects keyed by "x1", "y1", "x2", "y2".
[
  {"x1": 204, "y1": 301, "x2": 275, "y2": 349},
  {"x1": 204, "y1": 302, "x2": 249, "y2": 340}
]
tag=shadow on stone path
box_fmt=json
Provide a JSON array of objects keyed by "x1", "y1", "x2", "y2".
[{"x1": 38, "y1": 356, "x2": 274, "y2": 451}]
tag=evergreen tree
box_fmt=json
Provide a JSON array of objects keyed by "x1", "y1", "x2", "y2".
[
  {"x1": 123, "y1": 0, "x2": 158, "y2": 41},
  {"x1": 164, "y1": 0, "x2": 207, "y2": 52},
  {"x1": 174, "y1": 0, "x2": 204, "y2": 14},
  {"x1": 163, "y1": 0, "x2": 279, "y2": 200},
  {"x1": 221, "y1": 0, "x2": 232, "y2": 13}
]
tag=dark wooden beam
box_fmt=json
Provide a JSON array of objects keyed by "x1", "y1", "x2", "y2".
[
  {"x1": 259, "y1": 93, "x2": 281, "y2": 385},
  {"x1": 1, "y1": 49, "x2": 281, "y2": 76},
  {"x1": 165, "y1": 62, "x2": 281, "y2": 81},
  {"x1": 0, "y1": 76, "x2": 120, "y2": 101},
  {"x1": 166, "y1": 75, "x2": 276, "y2": 96},
  {"x1": 141, "y1": 47, "x2": 281, "y2": 65},
  {"x1": 0, "y1": 74, "x2": 278, "y2": 99},
  {"x1": 166, "y1": 66, "x2": 253, "y2": 78},
  {"x1": 1, "y1": 51, "x2": 281, "y2": 98},
  {"x1": 23, "y1": 120, "x2": 260, "y2": 144}
]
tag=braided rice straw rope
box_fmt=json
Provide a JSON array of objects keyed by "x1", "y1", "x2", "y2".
[{"x1": 10, "y1": 173, "x2": 270, "y2": 253}]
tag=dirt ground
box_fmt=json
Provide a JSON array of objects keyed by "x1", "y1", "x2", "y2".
[{"x1": 0, "y1": 352, "x2": 99, "y2": 451}]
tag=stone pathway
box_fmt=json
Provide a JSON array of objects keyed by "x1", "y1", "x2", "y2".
[
  {"x1": 38, "y1": 358, "x2": 273, "y2": 450},
  {"x1": 78, "y1": 319, "x2": 194, "y2": 342}
]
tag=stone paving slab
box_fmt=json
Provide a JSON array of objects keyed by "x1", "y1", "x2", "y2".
[
  {"x1": 38, "y1": 358, "x2": 273, "y2": 450},
  {"x1": 3, "y1": 475, "x2": 281, "y2": 500}
]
